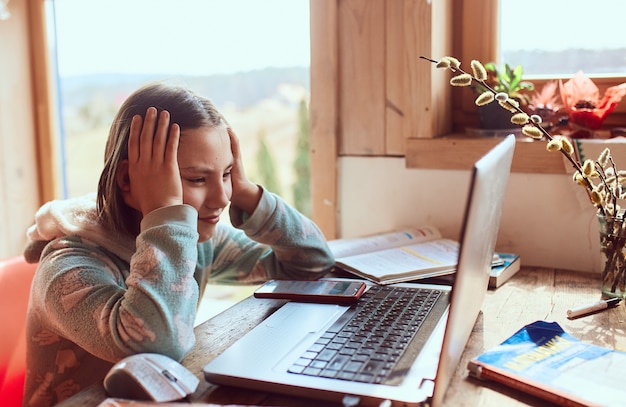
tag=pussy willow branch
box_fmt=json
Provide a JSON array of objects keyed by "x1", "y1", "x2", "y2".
[
  {"x1": 419, "y1": 56, "x2": 554, "y2": 142},
  {"x1": 419, "y1": 55, "x2": 605, "y2": 214},
  {"x1": 597, "y1": 156, "x2": 622, "y2": 217}
]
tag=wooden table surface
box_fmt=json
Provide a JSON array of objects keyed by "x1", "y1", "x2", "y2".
[{"x1": 58, "y1": 266, "x2": 626, "y2": 406}]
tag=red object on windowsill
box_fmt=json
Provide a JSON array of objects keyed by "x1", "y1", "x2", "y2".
[{"x1": 559, "y1": 72, "x2": 626, "y2": 139}]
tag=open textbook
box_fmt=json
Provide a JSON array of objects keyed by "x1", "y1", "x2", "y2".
[
  {"x1": 468, "y1": 320, "x2": 626, "y2": 407},
  {"x1": 327, "y1": 226, "x2": 460, "y2": 285}
]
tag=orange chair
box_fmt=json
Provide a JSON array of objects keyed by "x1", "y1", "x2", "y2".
[{"x1": 0, "y1": 256, "x2": 37, "y2": 407}]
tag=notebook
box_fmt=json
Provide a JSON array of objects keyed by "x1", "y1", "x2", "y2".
[{"x1": 203, "y1": 134, "x2": 516, "y2": 406}]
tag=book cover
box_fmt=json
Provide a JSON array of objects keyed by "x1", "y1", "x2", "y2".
[
  {"x1": 468, "y1": 320, "x2": 626, "y2": 407},
  {"x1": 489, "y1": 252, "x2": 521, "y2": 289}
]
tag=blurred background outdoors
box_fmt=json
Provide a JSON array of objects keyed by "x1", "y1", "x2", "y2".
[
  {"x1": 48, "y1": 0, "x2": 626, "y2": 324},
  {"x1": 48, "y1": 0, "x2": 311, "y2": 324}
]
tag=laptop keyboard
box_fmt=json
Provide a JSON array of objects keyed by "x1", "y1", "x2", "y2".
[{"x1": 287, "y1": 285, "x2": 444, "y2": 384}]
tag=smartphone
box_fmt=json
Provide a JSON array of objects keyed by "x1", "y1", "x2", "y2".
[{"x1": 254, "y1": 279, "x2": 367, "y2": 304}]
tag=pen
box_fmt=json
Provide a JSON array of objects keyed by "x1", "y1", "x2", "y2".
[{"x1": 567, "y1": 297, "x2": 622, "y2": 318}]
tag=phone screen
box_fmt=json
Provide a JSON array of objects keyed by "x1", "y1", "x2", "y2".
[{"x1": 254, "y1": 280, "x2": 367, "y2": 304}]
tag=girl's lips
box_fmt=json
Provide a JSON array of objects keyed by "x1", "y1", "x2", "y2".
[{"x1": 199, "y1": 215, "x2": 220, "y2": 224}]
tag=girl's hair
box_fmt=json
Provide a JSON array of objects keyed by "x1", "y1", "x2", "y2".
[{"x1": 96, "y1": 82, "x2": 223, "y2": 237}]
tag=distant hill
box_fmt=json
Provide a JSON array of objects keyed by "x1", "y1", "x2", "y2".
[
  {"x1": 59, "y1": 66, "x2": 310, "y2": 110},
  {"x1": 503, "y1": 48, "x2": 626, "y2": 77}
]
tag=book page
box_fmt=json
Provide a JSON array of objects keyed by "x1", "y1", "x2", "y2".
[
  {"x1": 328, "y1": 226, "x2": 443, "y2": 259},
  {"x1": 97, "y1": 399, "x2": 224, "y2": 407},
  {"x1": 552, "y1": 352, "x2": 626, "y2": 405},
  {"x1": 336, "y1": 238, "x2": 459, "y2": 279}
]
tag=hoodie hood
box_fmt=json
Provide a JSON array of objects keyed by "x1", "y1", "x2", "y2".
[{"x1": 24, "y1": 193, "x2": 135, "y2": 263}]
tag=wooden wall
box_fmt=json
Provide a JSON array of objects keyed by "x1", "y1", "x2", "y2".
[
  {"x1": 0, "y1": 0, "x2": 42, "y2": 258},
  {"x1": 310, "y1": 0, "x2": 626, "y2": 240},
  {"x1": 0, "y1": 0, "x2": 58, "y2": 258},
  {"x1": 310, "y1": 0, "x2": 452, "y2": 239}
]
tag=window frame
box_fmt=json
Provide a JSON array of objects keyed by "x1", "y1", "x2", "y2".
[
  {"x1": 27, "y1": 0, "x2": 626, "y2": 241},
  {"x1": 455, "y1": 0, "x2": 626, "y2": 131}
]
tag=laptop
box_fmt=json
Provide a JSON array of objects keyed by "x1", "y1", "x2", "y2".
[{"x1": 203, "y1": 135, "x2": 515, "y2": 406}]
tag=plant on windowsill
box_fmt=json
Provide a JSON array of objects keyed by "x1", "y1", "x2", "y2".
[
  {"x1": 421, "y1": 55, "x2": 626, "y2": 299},
  {"x1": 528, "y1": 81, "x2": 563, "y2": 130},
  {"x1": 471, "y1": 62, "x2": 534, "y2": 131}
]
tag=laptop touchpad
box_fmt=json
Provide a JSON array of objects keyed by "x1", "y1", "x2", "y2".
[{"x1": 265, "y1": 302, "x2": 346, "y2": 333}]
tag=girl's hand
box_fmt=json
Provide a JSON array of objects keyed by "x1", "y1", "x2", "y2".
[
  {"x1": 228, "y1": 127, "x2": 262, "y2": 215},
  {"x1": 127, "y1": 107, "x2": 183, "y2": 216}
]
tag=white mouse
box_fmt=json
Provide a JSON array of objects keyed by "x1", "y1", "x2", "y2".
[{"x1": 104, "y1": 353, "x2": 199, "y2": 402}]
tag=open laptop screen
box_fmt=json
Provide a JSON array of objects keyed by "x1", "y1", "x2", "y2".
[{"x1": 431, "y1": 134, "x2": 515, "y2": 406}]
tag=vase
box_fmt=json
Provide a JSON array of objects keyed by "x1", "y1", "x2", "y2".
[{"x1": 597, "y1": 214, "x2": 626, "y2": 298}]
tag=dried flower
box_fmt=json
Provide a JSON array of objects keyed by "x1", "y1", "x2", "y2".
[
  {"x1": 423, "y1": 55, "x2": 626, "y2": 216},
  {"x1": 599, "y1": 148, "x2": 610, "y2": 167},
  {"x1": 495, "y1": 92, "x2": 509, "y2": 102},
  {"x1": 440, "y1": 56, "x2": 460, "y2": 70},
  {"x1": 591, "y1": 189, "x2": 603, "y2": 205},
  {"x1": 573, "y1": 171, "x2": 586, "y2": 186},
  {"x1": 423, "y1": 55, "x2": 626, "y2": 297},
  {"x1": 546, "y1": 138, "x2": 562, "y2": 152},
  {"x1": 471, "y1": 60, "x2": 487, "y2": 81},
  {"x1": 428, "y1": 57, "x2": 626, "y2": 300},
  {"x1": 582, "y1": 159, "x2": 595, "y2": 177},
  {"x1": 499, "y1": 99, "x2": 519, "y2": 113},
  {"x1": 522, "y1": 125, "x2": 543, "y2": 140},
  {"x1": 511, "y1": 113, "x2": 529, "y2": 125},
  {"x1": 436, "y1": 59, "x2": 450, "y2": 69},
  {"x1": 475, "y1": 92, "x2": 494, "y2": 106},
  {"x1": 450, "y1": 74, "x2": 473, "y2": 87},
  {"x1": 559, "y1": 137, "x2": 574, "y2": 155}
]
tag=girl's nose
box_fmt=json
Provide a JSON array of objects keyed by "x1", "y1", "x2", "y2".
[{"x1": 205, "y1": 181, "x2": 230, "y2": 209}]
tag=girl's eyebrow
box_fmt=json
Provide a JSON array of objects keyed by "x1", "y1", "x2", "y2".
[
  {"x1": 179, "y1": 162, "x2": 234, "y2": 173},
  {"x1": 179, "y1": 166, "x2": 216, "y2": 174}
]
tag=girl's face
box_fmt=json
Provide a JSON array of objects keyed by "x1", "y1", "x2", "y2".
[{"x1": 177, "y1": 125, "x2": 233, "y2": 242}]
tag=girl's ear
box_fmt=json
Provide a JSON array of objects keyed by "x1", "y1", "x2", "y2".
[
  {"x1": 116, "y1": 160, "x2": 140, "y2": 212},
  {"x1": 116, "y1": 160, "x2": 131, "y2": 191}
]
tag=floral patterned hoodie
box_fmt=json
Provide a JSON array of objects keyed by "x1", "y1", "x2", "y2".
[{"x1": 21, "y1": 188, "x2": 334, "y2": 407}]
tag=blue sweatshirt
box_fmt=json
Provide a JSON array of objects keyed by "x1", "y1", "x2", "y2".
[{"x1": 22, "y1": 189, "x2": 334, "y2": 407}]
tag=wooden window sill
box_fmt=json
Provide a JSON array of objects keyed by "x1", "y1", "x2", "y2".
[{"x1": 405, "y1": 133, "x2": 567, "y2": 174}]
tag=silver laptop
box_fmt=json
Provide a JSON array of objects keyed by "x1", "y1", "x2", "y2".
[{"x1": 203, "y1": 135, "x2": 515, "y2": 406}]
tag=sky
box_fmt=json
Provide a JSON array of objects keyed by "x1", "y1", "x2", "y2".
[
  {"x1": 51, "y1": 0, "x2": 310, "y2": 77},
  {"x1": 500, "y1": 0, "x2": 626, "y2": 52},
  {"x1": 51, "y1": 0, "x2": 626, "y2": 77}
]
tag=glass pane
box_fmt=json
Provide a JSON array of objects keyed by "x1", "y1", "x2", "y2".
[
  {"x1": 499, "y1": 0, "x2": 626, "y2": 77},
  {"x1": 50, "y1": 0, "x2": 311, "y2": 213},
  {"x1": 48, "y1": 0, "x2": 312, "y2": 323}
]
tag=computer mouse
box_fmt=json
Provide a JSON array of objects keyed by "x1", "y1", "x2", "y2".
[{"x1": 103, "y1": 353, "x2": 199, "y2": 402}]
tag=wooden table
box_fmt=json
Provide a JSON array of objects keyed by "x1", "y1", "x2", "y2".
[{"x1": 59, "y1": 266, "x2": 626, "y2": 406}]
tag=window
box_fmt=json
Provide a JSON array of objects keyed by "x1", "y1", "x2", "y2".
[
  {"x1": 47, "y1": 0, "x2": 312, "y2": 322},
  {"x1": 49, "y1": 0, "x2": 312, "y2": 214},
  {"x1": 499, "y1": 0, "x2": 626, "y2": 77}
]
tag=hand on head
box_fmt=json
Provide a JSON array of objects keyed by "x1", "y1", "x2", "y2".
[
  {"x1": 227, "y1": 127, "x2": 262, "y2": 215},
  {"x1": 118, "y1": 107, "x2": 261, "y2": 220},
  {"x1": 125, "y1": 107, "x2": 184, "y2": 217}
]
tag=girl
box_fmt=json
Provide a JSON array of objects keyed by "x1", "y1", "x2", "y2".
[{"x1": 22, "y1": 83, "x2": 334, "y2": 407}]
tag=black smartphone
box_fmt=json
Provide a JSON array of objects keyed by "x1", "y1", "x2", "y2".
[{"x1": 253, "y1": 279, "x2": 367, "y2": 304}]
